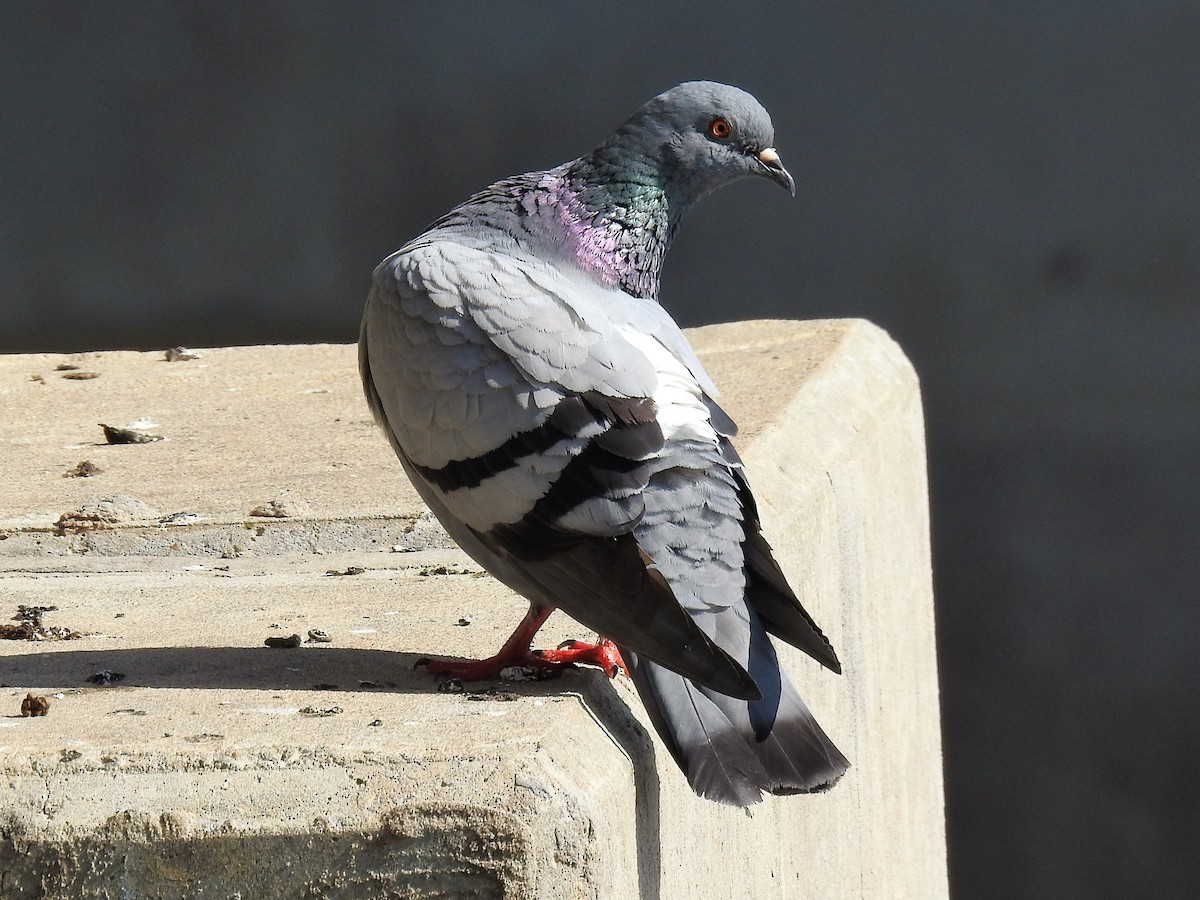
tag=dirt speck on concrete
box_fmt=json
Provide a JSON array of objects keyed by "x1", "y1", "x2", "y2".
[
  {"x1": 0, "y1": 605, "x2": 84, "y2": 641},
  {"x1": 64, "y1": 460, "x2": 102, "y2": 478},
  {"x1": 249, "y1": 494, "x2": 309, "y2": 518},
  {"x1": 20, "y1": 694, "x2": 51, "y2": 717},
  {"x1": 99, "y1": 423, "x2": 165, "y2": 444},
  {"x1": 55, "y1": 494, "x2": 160, "y2": 534}
]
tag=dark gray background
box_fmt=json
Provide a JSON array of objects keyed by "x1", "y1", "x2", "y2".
[{"x1": 4, "y1": 3, "x2": 1197, "y2": 897}]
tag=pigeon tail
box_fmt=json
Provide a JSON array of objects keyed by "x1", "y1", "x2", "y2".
[{"x1": 624, "y1": 605, "x2": 849, "y2": 807}]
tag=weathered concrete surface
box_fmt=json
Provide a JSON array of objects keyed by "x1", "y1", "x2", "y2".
[{"x1": 0, "y1": 320, "x2": 946, "y2": 898}]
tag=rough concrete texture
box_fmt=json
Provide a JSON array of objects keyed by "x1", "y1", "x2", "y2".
[{"x1": 0, "y1": 320, "x2": 946, "y2": 898}]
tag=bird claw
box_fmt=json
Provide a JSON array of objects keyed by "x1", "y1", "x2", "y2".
[
  {"x1": 417, "y1": 638, "x2": 626, "y2": 684},
  {"x1": 534, "y1": 638, "x2": 626, "y2": 678}
]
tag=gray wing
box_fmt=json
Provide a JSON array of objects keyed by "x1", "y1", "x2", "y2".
[
  {"x1": 611, "y1": 332, "x2": 848, "y2": 805},
  {"x1": 360, "y1": 239, "x2": 758, "y2": 699}
]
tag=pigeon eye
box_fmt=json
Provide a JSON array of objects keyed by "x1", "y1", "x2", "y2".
[{"x1": 707, "y1": 117, "x2": 734, "y2": 140}]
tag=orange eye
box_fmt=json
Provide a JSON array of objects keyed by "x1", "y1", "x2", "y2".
[{"x1": 707, "y1": 117, "x2": 733, "y2": 140}]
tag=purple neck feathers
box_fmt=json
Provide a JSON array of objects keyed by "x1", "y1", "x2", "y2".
[{"x1": 520, "y1": 168, "x2": 675, "y2": 300}]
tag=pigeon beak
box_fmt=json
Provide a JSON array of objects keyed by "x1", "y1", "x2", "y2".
[{"x1": 756, "y1": 147, "x2": 795, "y2": 196}]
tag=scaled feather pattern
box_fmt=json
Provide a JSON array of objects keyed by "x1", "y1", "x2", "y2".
[{"x1": 360, "y1": 81, "x2": 848, "y2": 805}]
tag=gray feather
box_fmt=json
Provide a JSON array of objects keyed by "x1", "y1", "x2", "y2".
[
  {"x1": 626, "y1": 603, "x2": 849, "y2": 805},
  {"x1": 360, "y1": 81, "x2": 847, "y2": 806}
]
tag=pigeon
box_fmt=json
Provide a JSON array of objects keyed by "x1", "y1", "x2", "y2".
[{"x1": 360, "y1": 81, "x2": 849, "y2": 805}]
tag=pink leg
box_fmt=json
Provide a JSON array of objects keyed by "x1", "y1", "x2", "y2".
[{"x1": 419, "y1": 604, "x2": 627, "y2": 681}]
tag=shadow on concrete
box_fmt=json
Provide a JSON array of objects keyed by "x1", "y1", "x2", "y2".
[
  {"x1": 577, "y1": 677, "x2": 664, "y2": 900},
  {"x1": 2, "y1": 645, "x2": 667, "y2": 897},
  {"x1": 1, "y1": 822, "x2": 518, "y2": 900},
  {"x1": 3, "y1": 646, "x2": 451, "y2": 694}
]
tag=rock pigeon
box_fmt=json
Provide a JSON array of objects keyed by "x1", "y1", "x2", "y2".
[{"x1": 360, "y1": 81, "x2": 849, "y2": 805}]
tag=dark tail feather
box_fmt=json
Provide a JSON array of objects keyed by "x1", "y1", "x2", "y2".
[
  {"x1": 743, "y1": 526, "x2": 843, "y2": 674},
  {"x1": 623, "y1": 612, "x2": 849, "y2": 807}
]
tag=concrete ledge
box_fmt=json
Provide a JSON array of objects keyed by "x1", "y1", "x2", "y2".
[{"x1": 0, "y1": 320, "x2": 947, "y2": 898}]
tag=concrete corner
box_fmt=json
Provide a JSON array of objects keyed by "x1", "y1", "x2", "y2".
[{"x1": 0, "y1": 320, "x2": 946, "y2": 898}]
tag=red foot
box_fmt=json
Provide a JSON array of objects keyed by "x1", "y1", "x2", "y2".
[
  {"x1": 536, "y1": 639, "x2": 626, "y2": 678},
  {"x1": 417, "y1": 605, "x2": 627, "y2": 683}
]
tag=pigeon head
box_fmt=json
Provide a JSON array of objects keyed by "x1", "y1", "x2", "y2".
[
  {"x1": 526, "y1": 81, "x2": 794, "y2": 298},
  {"x1": 595, "y1": 81, "x2": 795, "y2": 206},
  {"x1": 432, "y1": 82, "x2": 792, "y2": 300}
]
